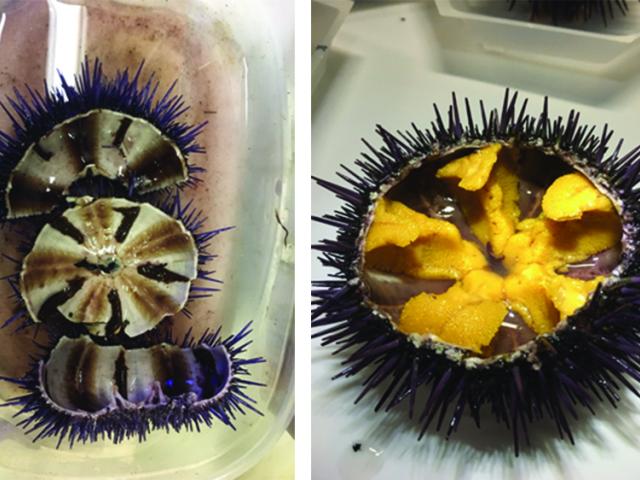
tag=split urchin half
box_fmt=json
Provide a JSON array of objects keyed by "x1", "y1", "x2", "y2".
[
  {"x1": 3, "y1": 193, "x2": 229, "y2": 341},
  {"x1": 2, "y1": 322, "x2": 265, "y2": 448},
  {"x1": 0, "y1": 57, "x2": 206, "y2": 220},
  {"x1": 313, "y1": 90, "x2": 640, "y2": 454}
]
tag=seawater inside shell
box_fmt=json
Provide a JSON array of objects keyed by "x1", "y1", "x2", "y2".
[
  {"x1": 44, "y1": 335, "x2": 231, "y2": 413},
  {"x1": 20, "y1": 197, "x2": 198, "y2": 338},
  {"x1": 361, "y1": 143, "x2": 623, "y2": 358},
  {"x1": 6, "y1": 109, "x2": 189, "y2": 219}
]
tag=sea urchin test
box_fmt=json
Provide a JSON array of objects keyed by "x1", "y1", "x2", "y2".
[
  {"x1": 5, "y1": 110, "x2": 189, "y2": 219},
  {"x1": 4, "y1": 325, "x2": 264, "y2": 447},
  {"x1": 0, "y1": 58, "x2": 205, "y2": 220},
  {"x1": 313, "y1": 91, "x2": 640, "y2": 454},
  {"x1": 20, "y1": 197, "x2": 198, "y2": 338}
]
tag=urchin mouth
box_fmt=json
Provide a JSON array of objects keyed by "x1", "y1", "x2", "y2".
[
  {"x1": 76, "y1": 257, "x2": 121, "y2": 275},
  {"x1": 357, "y1": 140, "x2": 625, "y2": 363}
]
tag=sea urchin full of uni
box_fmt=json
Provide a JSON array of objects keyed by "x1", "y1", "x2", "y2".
[
  {"x1": 313, "y1": 90, "x2": 640, "y2": 454},
  {"x1": 0, "y1": 58, "x2": 265, "y2": 448}
]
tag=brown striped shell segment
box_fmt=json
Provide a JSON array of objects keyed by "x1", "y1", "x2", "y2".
[
  {"x1": 20, "y1": 197, "x2": 198, "y2": 337},
  {"x1": 43, "y1": 336, "x2": 231, "y2": 413},
  {"x1": 5, "y1": 109, "x2": 189, "y2": 219}
]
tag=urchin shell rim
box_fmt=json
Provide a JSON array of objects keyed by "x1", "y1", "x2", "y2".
[
  {"x1": 353, "y1": 137, "x2": 636, "y2": 368},
  {"x1": 312, "y1": 89, "x2": 640, "y2": 453},
  {"x1": 1, "y1": 322, "x2": 265, "y2": 448}
]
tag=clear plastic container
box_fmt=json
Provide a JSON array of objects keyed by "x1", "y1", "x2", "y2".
[
  {"x1": 434, "y1": 0, "x2": 640, "y2": 73},
  {"x1": 311, "y1": 0, "x2": 353, "y2": 91},
  {"x1": 0, "y1": 0, "x2": 294, "y2": 478}
]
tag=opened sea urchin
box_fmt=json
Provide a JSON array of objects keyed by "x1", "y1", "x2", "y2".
[
  {"x1": 313, "y1": 90, "x2": 640, "y2": 454},
  {"x1": 0, "y1": 58, "x2": 205, "y2": 219},
  {"x1": 3, "y1": 323, "x2": 264, "y2": 447}
]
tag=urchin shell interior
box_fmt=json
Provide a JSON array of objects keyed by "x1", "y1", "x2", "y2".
[
  {"x1": 44, "y1": 335, "x2": 232, "y2": 413},
  {"x1": 6, "y1": 110, "x2": 189, "y2": 219},
  {"x1": 0, "y1": 58, "x2": 206, "y2": 220},
  {"x1": 3, "y1": 323, "x2": 265, "y2": 447},
  {"x1": 360, "y1": 141, "x2": 623, "y2": 360},
  {"x1": 20, "y1": 197, "x2": 198, "y2": 338}
]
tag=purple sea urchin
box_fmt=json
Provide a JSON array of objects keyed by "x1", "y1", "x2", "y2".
[
  {"x1": 3, "y1": 194, "x2": 229, "y2": 340},
  {"x1": 0, "y1": 57, "x2": 206, "y2": 219},
  {"x1": 313, "y1": 90, "x2": 640, "y2": 454},
  {"x1": 1, "y1": 323, "x2": 264, "y2": 448},
  {"x1": 507, "y1": 0, "x2": 635, "y2": 25}
]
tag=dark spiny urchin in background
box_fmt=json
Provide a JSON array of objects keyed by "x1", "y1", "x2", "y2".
[
  {"x1": 0, "y1": 57, "x2": 207, "y2": 220},
  {"x1": 507, "y1": 0, "x2": 636, "y2": 25},
  {"x1": 0, "y1": 322, "x2": 265, "y2": 448},
  {"x1": 312, "y1": 89, "x2": 640, "y2": 455},
  {"x1": 1, "y1": 192, "x2": 231, "y2": 340}
]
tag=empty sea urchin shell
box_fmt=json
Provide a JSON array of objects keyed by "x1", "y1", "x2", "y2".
[
  {"x1": 313, "y1": 90, "x2": 640, "y2": 454},
  {"x1": 0, "y1": 57, "x2": 205, "y2": 219},
  {"x1": 4, "y1": 194, "x2": 229, "y2": 339},
  {"x1": 20, "y1": 197, "x2": 197, "y2": 338},
  {"x1": 2, "y1": 323, "x2": 264, "y2": 447}
]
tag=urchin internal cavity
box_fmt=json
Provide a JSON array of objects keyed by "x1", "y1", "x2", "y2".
[
  {"x1": 361, "y1": 142, "x2": 622, "y2": 357},
  {"x1": 6, "y1": 110, "x2": 189, "y2": 219},
  {"x1": 20, "y1": 197, "x2": 198, "y2": 337},
  {"x1": 44, "y1": 336, "x2": 231, "y2": 413},
  {"x1": 4, "y1": 323, "x2": 263, "y2": 446}
]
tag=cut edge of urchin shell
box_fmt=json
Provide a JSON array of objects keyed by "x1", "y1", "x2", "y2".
[
  {"x1": 0, "y1": 56, "x2": 207, "y2": 220},
  {"x1": 312, "y1": 89, "x2": 640, "y2": 455},
  {"x1": 1, "y1": 192, "x2": 231, "y2": 338},
  {"x1": 0, "y1": 322, "x2": 265, "y2": 449}
]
